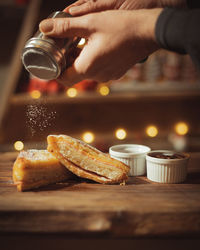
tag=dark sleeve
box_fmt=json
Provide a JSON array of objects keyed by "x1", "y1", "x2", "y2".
[
  {"x1": 187, "y1": 0, "x2": 200, "y2": 9},
  {"x1": 155, "y1": 8, "x2": 200, "y2": 69}
]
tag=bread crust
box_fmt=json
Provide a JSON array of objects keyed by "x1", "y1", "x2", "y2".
[
  {"x1": 47, "y1": 135, "x2": 129, "y2": 184},
  {"x1": 13, "y1": 150, "x2": 74, "y2": 191}
]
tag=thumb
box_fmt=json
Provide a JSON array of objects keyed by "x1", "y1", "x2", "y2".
[{"x1": 39, "y1": 16, "x2": 92, "y2": 38}]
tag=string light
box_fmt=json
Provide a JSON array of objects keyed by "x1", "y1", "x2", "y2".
[
  {"x1": 66, "y1": 88, "x2": 78, "y2": 98},
  {"x1": 175, "y1": 122, "x2": 189, "y2": 135},
  {"x1": 14, "y1": 141, "x2": 24, "y2": 151},
  {"x1": 146, "y1": 125, "x2": 158, "y2": 137},
  {"x1": 30, "y1": 90, "x2": 41, "y2": 99},
  {"x1": 115, "y1": 128, "x2": 127, "y2": 140},
  {"x1": 82, "y1": 132, "x2": 95, "y2": 143},
  {"x1": 98, "y1": 85, "x2": 110, "y2": 96}
]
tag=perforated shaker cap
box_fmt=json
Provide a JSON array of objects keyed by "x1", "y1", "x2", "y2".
[
  {"x1": 22, "y1": 38, "x2": 65, "y2": 80},
  {"x1": 22, "y1": 11, "x2": 72, "y2": 80}
]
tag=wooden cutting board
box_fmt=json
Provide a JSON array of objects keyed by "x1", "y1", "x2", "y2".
[{"x1": 0, "y1": 152, "x2": 200, "y2": 238}]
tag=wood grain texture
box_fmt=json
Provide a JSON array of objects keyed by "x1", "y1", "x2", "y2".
[{"x1": 0, "y1": 152, "x2": 200, "y2": 238}]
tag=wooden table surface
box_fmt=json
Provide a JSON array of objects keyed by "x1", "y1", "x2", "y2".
[{"x1": 0, "y1": 152, "x2": 200, "y2": 238}]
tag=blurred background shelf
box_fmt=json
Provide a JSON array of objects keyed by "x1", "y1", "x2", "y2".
[{"x1": 11, "y1": 87, "x2": 200, "y2": 105}]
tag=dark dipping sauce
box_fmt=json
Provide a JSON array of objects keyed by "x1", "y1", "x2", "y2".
[{"x1": 149, "y1": 152, "x2": 186, "y2": 159}]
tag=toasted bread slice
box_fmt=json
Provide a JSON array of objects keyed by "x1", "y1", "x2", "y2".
[
  {"x1": 47, "y1": 135, "x2": 129, "y2": 184},
  {"x1": 13, "y1": 149, "x2": 74, "y2": 191}
]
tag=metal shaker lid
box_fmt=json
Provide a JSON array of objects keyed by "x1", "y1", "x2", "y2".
[
  {"x1": 21, "y1": 12, "x2": 72, "y2": 80},
  {"x1": 22, "y1": 37, "x2": 65, "y2": 80}
]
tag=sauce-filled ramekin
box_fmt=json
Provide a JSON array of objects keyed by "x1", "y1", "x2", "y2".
[{"x1": 146, "y1": 150, "x2": 190, "y2": 183}]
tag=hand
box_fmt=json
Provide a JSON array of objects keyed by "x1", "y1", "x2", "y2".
[
  {"x1": 65, "y1": 0, "x2": 187, "y2": 16},
  {"x1": 40, "y1": 9, "x2": 161, "y2": 85}
]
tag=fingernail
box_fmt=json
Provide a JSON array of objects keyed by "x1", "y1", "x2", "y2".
[
  {"x1": 69, "y1": 6, "x2": 79, "y2": 14},
  {"x1": 39, "y1": 19, "x2": 54, "y2": 33}
]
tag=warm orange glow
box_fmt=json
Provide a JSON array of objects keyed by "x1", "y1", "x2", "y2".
[
  {"x1": 66, "y1": 88, "x2": 78, "y2": 98},
  {"x1": 146, "y1": 125, "x2": 158, "y2": 137},
  {"x1": 175, "y1": 122, "x2": 189, "y2": 135},
  {"x1": 30, "y1": 90, "x2": 41, "y2": 99},
  {"x1": 115, "y1": 128, "x2": 127, "y2": 140},
  {"x1": 14, "y1": 141, "x2": 24, "y2": 151},
  {"x1": 82, "y1": 132, "x2": 95, "y2": 143}
]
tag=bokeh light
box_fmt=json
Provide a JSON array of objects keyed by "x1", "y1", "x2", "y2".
[
  {"x1": 78, "y1": 38, "x2": 86, "y2": 48},
  {"x1": 14, "y1": 141, "x2": 24, "y2": 151},
  {"x1": 98, "y1": 85, "x2": 110, "y2": 96},
  {"x1": 115, "y1": 128, "x2": 127, "y2": 140},
  {"x1": 175, "y1": 122, "x2": 189, "y2": 135},
  {"x1": 66, "y1": 88, "x2": 78, "y2": 98},
  {"x1": 146, "y1": 125, "x2": 158, "y2": 137},
  {"x1": 82, "y1": 132, "x2": 95, "y2": 143},
  {"x1": 30, "y1": 90, "x2": 41, "y2": 99}
]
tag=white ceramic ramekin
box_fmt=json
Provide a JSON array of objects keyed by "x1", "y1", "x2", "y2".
[
  {"x1": 146, "y1": 150, "x2": 190, "y2": 183},
  {"x1": 109, "y1": 144, "x2": 151, "y2": 176}
]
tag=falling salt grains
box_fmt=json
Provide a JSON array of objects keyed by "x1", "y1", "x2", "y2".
[{"x1": 26, "y1": 104, "x2": 57, "y2": 136}]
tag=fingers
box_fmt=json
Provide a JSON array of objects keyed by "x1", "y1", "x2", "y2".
[
  {"x1": 57, "y1": 65, "x2": 84, "y2": 86},
  {"x1": 67, "y1": 0, "x2": 111, "y2": 16},
  {"x1": 57, "y1": 45, "x2": 93, "y2": 85},
  {"x1": 57, "y1": 53, "x2": 126, "y2": 86},
  {"x1": 64, "y1": 0, "x2": 87, "y2": 13},
  {"x1": 57, "y1": 42, "x2": 101, "y2": 85},
  {"x1": 39, "y1": 15, "x2": 92, "y2": 38}
]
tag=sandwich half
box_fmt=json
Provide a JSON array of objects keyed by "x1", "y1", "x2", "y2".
[
  {"x1": 47, "y1": 134, "x2": 129, "y2": 184},
  {"x1": 13, "y1": 149, "x2": 74, "y2": 191}
]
